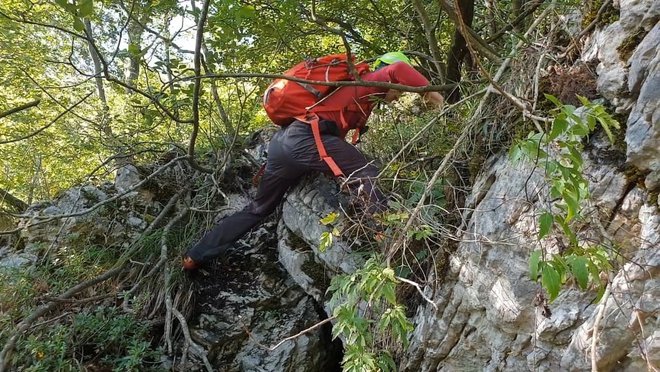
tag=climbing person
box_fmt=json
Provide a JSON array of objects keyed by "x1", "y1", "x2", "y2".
[{"x1": 183, "y1": 51, "x2": 444, "y2": 270}]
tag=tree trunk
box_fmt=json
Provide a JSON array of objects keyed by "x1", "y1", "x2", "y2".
[
  {"x1": 125, "y1": 6, "x2": 152, "y2": 88},
  {"x1": 445, "y1": 0, "x2": 475, "y2": 103},
  {"x1": 84, "y1": 19, "x2": 108, "y2": 112},
  {"x1": 411, "y1": 0, "x2": 445, "y2": 82}
]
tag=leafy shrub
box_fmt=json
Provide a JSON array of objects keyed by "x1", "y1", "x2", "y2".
[
  {"x1": 510, "y1": 95, "x2": 619, "y2": 301},
  {"x1": 14, "y1": 306, "x2": 162, "y2": 371},
  {"x1": 328, "y1": 255, "x2": 413, "y2": 371}
]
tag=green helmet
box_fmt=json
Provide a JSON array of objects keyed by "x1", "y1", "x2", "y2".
[{"x1": 373, "y1": 51, "x2": 411, "y2": 70}]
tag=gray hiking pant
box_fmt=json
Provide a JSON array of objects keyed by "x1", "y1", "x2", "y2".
[{"x1": 186, "y1": 121, "x2": 385, "y2": 263}]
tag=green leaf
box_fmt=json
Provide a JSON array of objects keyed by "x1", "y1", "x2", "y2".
[
  {"x1": 544, "y1": 93, "x2": 562, "y2": 108},
  {"x1": 237, "y1": 5, "x2": 256, "y2": 18},
  {"x1": 563, "y1": 190, "x2": 579, "y2": 222},
  {"x1": 570, "y1": 120, "x2": 590, "y2": 137},
  {"x1": 549, "y1": 117, "x2": 568, "y2": 141},
  {"x1": 319, "y1": 231, "x2": 332, "y2": 252},
  {"x1": 529, "y1": 250, "x2": 542, "y2": 280},
  {"x1": 382, "y1": 283, "x2": 397, "y2": 305},
  {"x1": 538, "y1": 211, "x2": 554, "y2": 239},
  {"x1": 509, "y1": 143, "x2": 523, "y2": 162},
  {"x1": 54, "y1": 0, "x2": 69, "y2": 9},
  {"x1": 577, "y1": 95, "x2": 591, "y2": 107},
  {"x1": 320, "y1": 212, "x2": 338, "y2": 225},
  {"x1": 542, "y1": 264, "x2": 561, "y2": 301},
  {"x1": 78, "y1": 0, "x2": 94, "y2": 18},
  {"x1": 73, "y1": 17, "x2": 85, "y2": 32},
  {"x1": 567, "y1": 146, "x2": 584, "y2": 169},
  {"x1": 571, "y1": 256, "x2": 589, "y2": 290},
  {"x1": 128, "y1": 43, "x2": 141, "y2": 57}
]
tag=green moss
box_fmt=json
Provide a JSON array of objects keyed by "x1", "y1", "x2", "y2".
[
  {"x1": 582, "y1": 0, "x2": 619, "y2": 29},
  {"x1": 301, "y1": 258, "x2": 330, "y2": 291},
  {"x1": 617, "y1": 28, "x2": 648, "y2": 61}
]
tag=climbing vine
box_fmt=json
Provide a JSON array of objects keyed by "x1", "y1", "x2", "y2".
[
  {"x1": 510, "y1": 95, "x2": 620, "y2": 301},
  {"x1": 327, "y1": 256, "x2": 413, "y2": 372}
]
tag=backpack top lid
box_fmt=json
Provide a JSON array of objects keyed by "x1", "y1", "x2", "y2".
[{"x1": 263, "y1": 53, "x2": 370, "y2": 126}]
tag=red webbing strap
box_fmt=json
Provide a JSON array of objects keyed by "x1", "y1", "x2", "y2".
[
  {"x1": 297, "y1": 114, "x2": 345, "y2": 177},
  {"x1": 252, "y1": 163, "x2": 266, "y2": 187},
  {"x1": 340, "y1": 110, "x2": 361, "y2": 145},
  {"x1": 351, "y1": 129, "x2": 360, "y2": 145},
  {"x1": 312, "y1": 117, "x2": 345, "y2": 177}
]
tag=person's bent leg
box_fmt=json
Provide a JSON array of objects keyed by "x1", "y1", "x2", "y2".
[
  {"x1": 186, "y1": 171, "x2": 297, "y2": 263},
  {"x1": 296, "y1": 134, "x2": 386, "y2": 213}
]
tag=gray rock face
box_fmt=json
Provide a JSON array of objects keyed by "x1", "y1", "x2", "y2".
[
  {"x1": 187, "y1": 220, "x2": 341, "y2": 372},
  {"x1": 115, "y1": 164, "x2": 141, "y2": 194},
  {"x1": 402, "y1": 146, "x2": 658, "y2": 371},
  {"x1": 561, "y1": 205, "x2": 659, "y2": 370},
  {"x1": 280, "y1": 175, "x2": 361, "y2": 275},
  {"x1": 583, "y1": 0, "x2": 660, "y2": 190},
  {"x1": 625, "y1": 22, "x2": 660, "y2": 190}
]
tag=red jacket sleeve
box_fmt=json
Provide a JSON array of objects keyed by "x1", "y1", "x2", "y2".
[{"x1": 363, "y1": 61, "x2": 430, "y2": 87}]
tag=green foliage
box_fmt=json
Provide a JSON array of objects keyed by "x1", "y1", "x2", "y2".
[
  {"x1": 510, "y1": 95, "x2": 619, "y2": 301},
  {"x1": 0, "y1": 227, "x2": 173, "y2": 369},
  {"x1": 319, "y1": 212, "x2": 341, "y2": 252},
  {"x1": 14, "y1": 306, "x2": 162, "y2": 371},
  {"x1": 328, "y1": 255, "x2": 413, "y2": 371}
]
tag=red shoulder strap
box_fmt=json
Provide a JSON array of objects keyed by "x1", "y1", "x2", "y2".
[{"x1": 295, "y1": 114, "x2": 345, "y2": 178}]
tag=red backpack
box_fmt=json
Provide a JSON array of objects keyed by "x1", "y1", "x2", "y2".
[{"x1": 262, "y1": 54, "x2": 370, "y2": 177}]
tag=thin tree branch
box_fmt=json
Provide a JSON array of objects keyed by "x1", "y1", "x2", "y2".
[
  {"x1": 188, "y1": 0, "x2": 213, "y2": 174},
  {"x1": 0, "y1": 188, "x2": 28, "y2": 211},
  {"x1": 411, "y1": 0, "x2": 445, "y2": 81},
  {"x1": 396, "y1": 276, "x2": 438, "y2": 310},
  {"x1": 255, "y1": 315, "x2": 338, "y2": 351},
  {"x1": 0, "y1": 100, "x2": 40, "y2": 119},
  {"x1": 486, "y1": 0, "x2": 546, "y2": 43},
  {"x1": 436, "y1": 0, "x2": 501, "y2": 62},
  {"x1": 177, "y1": 73, "x2": 456, "y2": 93},
  {"x1": 0, "y1": 92, "x2": 93, "y2": 145}
]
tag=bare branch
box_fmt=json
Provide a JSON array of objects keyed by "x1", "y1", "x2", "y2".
[
  {"x1": 486, "y1": 0, "x2": 546, "y2": 43},
  {"x1": 188, "y1": 0, "x2": 213, "y2": 174},
  {"x1": 436, "y1": 0, "x2": 501, "y2": 62},
  {"x1": 0, "y1": 100, "x2": 40, "y2": 120},
  {"x1": 396, "y1": 276, "x2": 439, "y2": 310},
  {"x1": 0, "y1": 92, "x2": 94, "y2": 145},
  {"x1": 411, "y1": 0, "x2": 445, "y2": 81},
  {"x1": 0, "y1": 188, "x2": 28, "y2": 212},
  {"x1": 178, "y1": 73, "x2": 456, "y2": 93}
]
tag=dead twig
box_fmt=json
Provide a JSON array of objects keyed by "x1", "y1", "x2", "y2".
[
  {"x1": 250, "y1": 316, "x2": 338, "y2": 352},
  {"x1": 396, "y1": 276, "x2": 438, "y2": 311}
]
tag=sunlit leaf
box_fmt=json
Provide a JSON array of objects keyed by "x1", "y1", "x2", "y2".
[
  {"x1": 529, "y1": 250, "x2": 542, "y2": 280},
  {"x1": 538, "y1": 211, "x2": 553, "y2": 239},
  {"x1": 542, "y1": 264, "x2": 561, "y2": 301},
  {"x1": 320, "y1": 212, "x2": 338, "y2": 225}
]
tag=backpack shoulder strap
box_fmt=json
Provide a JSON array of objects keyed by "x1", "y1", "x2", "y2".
[{"x1": 295, "y1": 113, "x2": 345, "y2": 178}]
